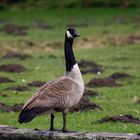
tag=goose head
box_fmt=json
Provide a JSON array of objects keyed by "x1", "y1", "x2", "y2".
[{"x1": 66, "y1": 28, "x2": 80, "y2": 39}]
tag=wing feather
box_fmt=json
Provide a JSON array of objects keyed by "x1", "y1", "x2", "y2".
[{"x1": 22, "y1": 77, "x2": 78, "y2": 111}]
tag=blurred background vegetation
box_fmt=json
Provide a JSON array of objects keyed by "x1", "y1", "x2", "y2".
[{"x1": 0, "y1": 0, "x2": 140, "y2": 10}]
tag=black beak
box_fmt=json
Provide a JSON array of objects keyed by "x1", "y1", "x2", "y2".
[{"x1": 74, "y1": 32, "x2": 80, "y2": 37}]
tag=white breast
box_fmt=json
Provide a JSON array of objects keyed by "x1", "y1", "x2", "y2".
[{"x1": 65, "y1": 63, "x2": 84, "y2": 96}]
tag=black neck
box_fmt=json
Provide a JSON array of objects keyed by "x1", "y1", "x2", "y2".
[{"x1": 64, "y1": 35, "x2": 76, "y2": 72}]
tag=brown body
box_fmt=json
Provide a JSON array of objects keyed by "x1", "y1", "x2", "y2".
[{"x1": 23, "y1": 76, "x2": 83, "y2": 114}]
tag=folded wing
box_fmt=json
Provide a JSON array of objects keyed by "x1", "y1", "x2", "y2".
[{"x1": 19, "y1": 77, "x2": 77, "y2": 123}]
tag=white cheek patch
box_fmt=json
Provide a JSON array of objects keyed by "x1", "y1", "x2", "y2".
[{"x1": 67, "y1": 31, "x2": 73, "y2": 38}]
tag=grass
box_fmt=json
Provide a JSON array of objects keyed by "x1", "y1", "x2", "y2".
[
  {"x1": 0, "y1": 7, "x2": 140, "y2": 133},
  {"x1": 0, "y1": 8, "x2": 140, "y2": 43}
]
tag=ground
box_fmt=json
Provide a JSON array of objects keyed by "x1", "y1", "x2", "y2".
[{"x1": 0, "y1": 7, "x2": 140, "y2": 133}]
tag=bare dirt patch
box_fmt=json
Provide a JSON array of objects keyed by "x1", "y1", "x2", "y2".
[
  {"x1": 0, "y1": 103, "x2": 23, "y2": 112},
  {"x1": 2, "y1": 51, "x2": 32, "y2": 60},
  {"x1": 0, "y1": 96, "x2": 101, "y2": 113},
  {"x1": 3, "y1": 24, "x2": 29, "y2": 36},
  {"x1": 0, "y1": 64, "x2": 27, "y2": 73},
  {"x1": 107, "y1": 34, "x2": 140, "y2": 46},
  {"x1": 87, "y1": 77, "x2": 120, "y2": 87},
  {"x1": 44, "y1": 42, "x2": 63, "y2": 49},
  {"x1": 84, "y1": 89, "x2": 98, "y2": 97},
  {"x1": 87, "y1": 72, "x2": 131, "y2": 87},
  {"x1": 70, "y1": 96, "x2": 102, "y2": 112},
  {"x1": 112, "y1": 16, "x2": 128, "y2": 24},
  {"x1": 0, "y1": 93, "x2": 8, "y2": 97},
  {"x1": 110, "y1": 72, "x2": 131, "y2": 80},
  {"x1": 78, "y1": 60, "x2": 103, "y2": 75},
  {"x1": 5, "y1": 85, "x2": 30, "y2": 92},
  {"x1": 0, "y1": 76, "x2": 14, "y2": 83},
  {"x1": 27, "y1": 81, "x2": 46, "y2": 87},
  {"x1": 32, "y1": 20, "x2": 54, "y2": 29},
  {"x1": 97, "y1": 114, "x2": 140, "y2": 125}
]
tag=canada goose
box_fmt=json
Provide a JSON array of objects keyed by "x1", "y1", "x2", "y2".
[{"x1": 18, "y1": 28, "x2": 84, "y2": 132}]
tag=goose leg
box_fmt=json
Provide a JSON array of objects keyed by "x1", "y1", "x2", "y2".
[
  {"x1": 50, "y1": 114, "x2": 55, "y2": 131},
  {"x1": 62, "y1": 112, "x2": 67, "y2": 132}
]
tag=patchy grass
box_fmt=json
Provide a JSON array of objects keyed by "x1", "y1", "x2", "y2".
[
  {"x1": 0, "y1": 8, "x2": 140, "y2": 133},
  {"x1": 0, "y1": 8, "x2": 140, "y2": 46}
]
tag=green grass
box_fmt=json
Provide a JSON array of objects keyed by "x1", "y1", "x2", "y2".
[
  {"x1": 0, "y1": 8, "x2": 140, "y2": 43},
  {"x1": 0, "y1": 8, "x2": 140, "y2": 133}
]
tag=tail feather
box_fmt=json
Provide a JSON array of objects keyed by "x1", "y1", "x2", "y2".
[
  {"x1": 18, "y1": 107, "x2": 49, "y2": 123},
  {"x1": 18, "y1": 109, "x2": 36, "y2": 123}
]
